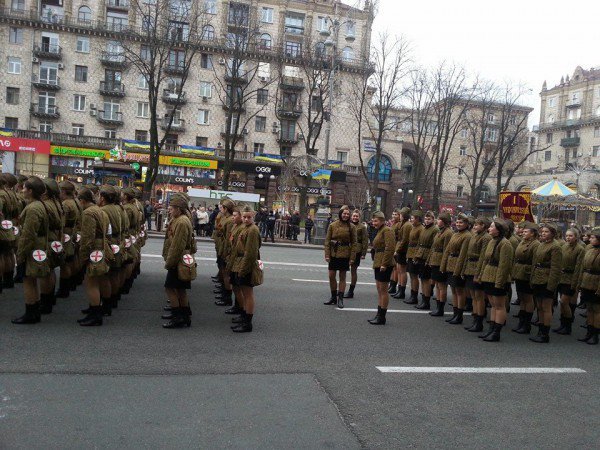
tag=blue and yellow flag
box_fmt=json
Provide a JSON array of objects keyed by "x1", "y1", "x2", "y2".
[
  {"x1": 180, "y1": 145, "x2": 215, "y2": 156},
  {"x1": 254, "y1": 153, "x2": 283, "y2": 163},
  {"x1": 122, "y1": 139, "x2": 151, "y2": 150},
  {"x1": 311, "y1": 169, "x2": 332, "y2": 181},
  {"x1": 0, "y1": 128, "x2": 14, "y2": 137},
  {"x1": 327, "y1": 160, "x2": 343, "y2": 168}
]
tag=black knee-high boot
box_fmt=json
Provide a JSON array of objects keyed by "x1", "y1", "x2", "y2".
[{"x1": 344, "y1": 284, "x2": 355, "y2": 298}]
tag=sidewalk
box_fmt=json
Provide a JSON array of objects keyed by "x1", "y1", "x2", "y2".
[{"x1": 146, "y1": 230, "x2": 322, "y2": 250}]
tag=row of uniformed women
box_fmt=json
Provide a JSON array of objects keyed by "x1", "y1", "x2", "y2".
[
  {"x1": 4, "y1": 176, "x2": 146, "y2": 326},
  {"x1": 208, "y1": 198, "x2": 262, "y2": 332}
]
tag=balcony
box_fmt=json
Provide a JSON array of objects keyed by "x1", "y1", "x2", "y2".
[
  {"x1": 162, "y1": 89, "x2": 187, "y2": 105},
  {"x1": 566, "y1": 99, "x2": 581, "y2": 108},
  {"x1": 107, "y1": 0, "x2": 130, "y2": 11},
  {"x1": 161, "y1": 118, "x2": 186, "y2": 132},
  {"x1": 51, "y1": 133, "x2": 119, "y2": 149},
  {"x1": 277, "y1": 105, "x2": 303, "y2": 119},
  {"x1": 99, "y1": 81, "x2": 126, "y2": 97},
  {"x1": 33, "y1": 43, "x2": 62, "y2": 60},
  {"x1": 164, "y1": 64, "x2": 186, "y2": 75},
  {"x1": 560, "y1": 137, "x2": 580, "y2": 147},
  {"x1": 100, "y1": 52, "x2": 128, "y2": 68},
  {"x1": 220, "y1": 125, "x2": 247, "y2": 138},
  {"x1": 31, "y1": 74, "x2": 60, "y2": 90},
  {"x1": 277, "y1": 132, "x2": 299, "y2": 145},
  {"x1": 96, "y1": 110, "x2": 124, "y2": 125},
  {"x1": 280, "y1": 76, "x2": 304, "y2": 91},
  {"x1": 30, "y1": 103, "x2": 59, "y2": 119}
]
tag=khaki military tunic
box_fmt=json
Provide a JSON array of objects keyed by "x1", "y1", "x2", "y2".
[
  {"x1": 79, "y1": 205, "x2": 111, "y2": 277},
  {"x1": 371, "y1": 225, "x2": 395, "y2": 269},
  {"x1": 427, "y1": 227, "x2": 452, "y2": 267},
  {"x1": 414, "y1": 223, "x2": 437, "y2": 262},
  {"x1": 355, "y1": 222, "x2": 369, "y2": 258},
  {"x1": 560, "y1": 242, "x2": 585, "y2": 289},
  {"x1": 102, "y1": 204, "x2": 124, "y2": 269},
  {"x1": 163, "y1": 214, "x2": 193, "y2": 270},
  {"x1": 406, "y1": 223, "x2": 424, "y2": 260},
  {"x1": 530, "y1": 240, "x2": 563, "y2": 292},
  {"x1": 226, "y1": 223, "x2": 243, "y2": 271},
  {"x1": 17, "y1": 200, "x2": 50, "y2": 278},
  {"x1": 324, "y1": 220, "x2": 358, "y2": 260},
  {"x1": 62, "y1": 198, "x2": 81, "y2": 260},
  {"x1": 458, "y1": 231, "x2": 491, "y2": 277},
  {"x1": 511, "y1": 238, "x2": 540, "y2": 282},
  {"x1": 476, "y1": 237, "x2": 514, "y2": 288},
  {"x1": 576, "y1": 245, "x2": 600, "y2": 297},
  {"x1": 441, "y1": 229, "x2": 471, "y2": 275},
  {"x1": 396, "y1": 221, "x2": 412, "y2": 255},
  {"x1": 0, "y1": 187, "x2": 18, "y2": 250},
  {"x1": 232, "y1": 223, "x2": 261, "y2": 276},
  {"x1": 44, "y1": 199, "x2": 64, "y2": 270}
]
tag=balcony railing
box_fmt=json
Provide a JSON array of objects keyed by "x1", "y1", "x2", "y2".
[
  {"x1": 51, "y1": 133, "x2": 119, "y2": 149},
  {"x1": 280, "y1": 76, "x2": 304, "y2": 90},
  {"x1": 566, "y1": 99, "x2": 582, "y2": 108},
  {"x1": 164, "y1": 64, "x2": 186, "y2": 75},
  {"x1": 30, "y1": 103, "x2": 59, "y2": 118},
  {"x1": 99, "y1": 81, "x2": 126, "y2": 97},
  {"x1": 560, "y1": 137, "x2": 580, "y2": 147},
  {"x1": 31, "y1": 74, "x2": 60, "y2": 90},
  {"x1": 97, "y1": 110, "x2": 124, "y2": 125},
  {"x1": 33, "y1": 43, "x2": 62, "y2": 59},
  {"x1": 277, "y1": 132, "x2": 299, "y2": 144},
  {"x1": 162, "y1": 89, "x2": 187, "y2": 104},
  {"x1": 100, "y1": 52, "x2": 128, "y2": 67},
  {"x1": 107, "y1": 0, "x2": 130, "y2": 10},
  {"x1": 277, "y1": 105, "x2": 303, "y2": 118},
  {"x1": 161, "y1": 118, "x2": 186, "y2": 132}
]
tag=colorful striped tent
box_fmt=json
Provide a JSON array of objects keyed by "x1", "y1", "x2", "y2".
[{"x1": 531, "y1": 178, "x2": 576, "y2": 197}]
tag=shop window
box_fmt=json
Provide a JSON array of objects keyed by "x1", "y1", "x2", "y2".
[{"x1": 367, "y1": 154, "x2": 392, "y2": 182}]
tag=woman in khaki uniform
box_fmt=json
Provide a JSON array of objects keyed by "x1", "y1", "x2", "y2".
[
  {"x1": 121, "y1": 188, "x2": 140, "y2": 296},
  {"x1": 460, "y1": 217, "x2": 492, "y2": 332},
  {"x1": 413, "y1": 211, "x2": 438, "y2": 310},
  {"x1": 162, "y1": 194, "x2": 194, "y2": 329},
  {"x1": 0, "y1": 174, "x2": 19, "y2": 294},
  {"x1": 324, "y1": 205, "x2": 358, "y2": 309},
  {"x1": 440, "y1": 213, "x2": 472, "y2": 324},
  {"x1": 230, "y1": 205, "x2": 261, "y2": 333},
  {"x1": 56, "y1": 180, "x2": 82, "y2": 298},
  {"x1": 405, "y1": 211, "x2": 424, "y2": 305},
  {"x1": 576, "y1": 228, "x2": 600, "y2": 344},
  {"x1": 224, "y1": 206, "x2": 244, "y2": 317},
  {"x1": 392, "y1": 207, "x2": 412, "y2": 299},
  {"x1": 215, "y1": 199, "x2": 235, "y2": 307},
  {"x1": 474, "y1": 220, "x2": 514, "y2": 342},
  {"x1": 387, "y1": 209, "x2": 403, "y2": 296},
  {"x1": 345, "y1": 209, "x2": 369, "y2": 299},
  {"x1": 368, "y1": 211, "x2": 395, "y2": 326},
  {"x1": 12, "y1": 177, "x2": 49, "y2": 325},
  {"x1": 511, "y1": 222, "x2": 540, "y2": 335},
  {"x1": 529, "y1": 223, "x2": 563, "y2": 343},
  {"x1": 77, "y1": 188, "x2": 111, "y2": 326},
  {"x1": 99, "y1": 185, "x2": 123, "y2": 315},
  {"x1": 553, "y1": 228, "x2": 585, "y2": 335},
  {"x1": 426, "y1": 213, "x2": 452, "y2": 316}
]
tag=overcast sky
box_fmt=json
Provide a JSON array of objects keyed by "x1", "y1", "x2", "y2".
[{"x1": 368, "y1": 0, "x2": 600, "y2": 126}]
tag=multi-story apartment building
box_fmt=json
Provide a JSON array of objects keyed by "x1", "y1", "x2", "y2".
[
  {"x1": 0, "y1": 0, "x2": 388, "y2": 211},
  {"x1": 511, "y1": 66, "x2": 600, "y2": 198}
]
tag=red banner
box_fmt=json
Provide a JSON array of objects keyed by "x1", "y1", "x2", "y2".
[
  {"x1": 499, "y1": 191, "x2": 535, "y2": 223},
  {"x1": 439, "y1": 204, "x2": 456, "y2": 214},
  {"x1": 0, "y1": 137, "x2": 51, "y2": 154}
]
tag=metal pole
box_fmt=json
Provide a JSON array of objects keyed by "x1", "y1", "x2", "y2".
[
  {"x1": 324, "y1": 40, "x2": 336, "y2": 168},
  {"x1": 575, "y1": 171, "x2": 580, "y2": 223}
]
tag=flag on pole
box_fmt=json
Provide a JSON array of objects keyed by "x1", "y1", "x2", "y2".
[{"x1": 311, "y1": 169, "x2": 332, "y2": 181}]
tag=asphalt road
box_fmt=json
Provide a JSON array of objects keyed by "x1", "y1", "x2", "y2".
[{"x1": 1, "y1": 239, "x2": 598, "y2": 449}]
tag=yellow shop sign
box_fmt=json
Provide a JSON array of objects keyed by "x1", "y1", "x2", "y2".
[{"x1": 159, "y1": 155, "x2": 218, "y2": 170}]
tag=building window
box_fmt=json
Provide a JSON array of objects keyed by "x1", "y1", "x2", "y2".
[
  {"x1": 138, "y1": 75, "x2": 149, "y2": 89},
  {"x1": 311, "y1": 95, "x2": 323, "y2": 112},
  {"x1": 548, "y1": 97, "x2": 555, "y2": 107},
  {"x1": 201, "y1": 25, "x2": 215, "y2": 41},
  {"x1": 6, "y1": 87, "x2": 19, "y2": 105},
  {"x1": 547, "y1": 114, "x2": 554, "y2": 123},
  {"x1": 72, "y1": 94, "x2": 86, "y2": 111},
  {"x1": 280, "y1": 120, "x2": 296, "y2": 140},
  {"x1": 199, "y1": 81, "x2": 212, "y2": 98},
  {"x1": 280, "y1": 146, "x2": 292, "y2": 157},
  {"x1": 593, "y1": 146, "x2": 599, "y2": 157},
  {"x1": 485, "y1": 128, "x2": 497, "y2": 142},
  {"x1": 367, "y1": 155, "x2": 393, "y2": 182},
  {"x1": 458, "y1": 167, "x2": 464, "y2": 176},
  {"x1": 459, "y1": 145, "x2": 467, "y2": 156},
  {"x1": 204, "y1": 0, "x2": 216, "y2": 14},
  {"x1": 196, "y1": 136, "x2": 208, "y2": 147},
  {"x1": 509, "y1": 115, "x2": 517, "y2": 126},
  {"x1": 78, "y1": 6, "x2": 92, "y2": 23},
  {"x1": 254, "y1": 143, "x2": 265, "y2": 154},
  {"x1": 76, "y1": 36, "x2": 90, "y2": 53},
  {"x1": 545, "y1": 150, "x2": 552, "y2": 161},
  {"x1": 255, "y1": 116, "x2": 266, "y2": 132},
  {"x1": 9, "y1": 27, "x2": 23, "y2": 44},
  {"x1": 284, "y1": 12, "x2": 304, "y2": 35},
  {"x1": 346, "y1": 21, "x2": 356, "y2": 38},
  {"x1": 200, "y1": 53, "x2": 212, "y2": 69},
  {"x1": 460, "y1": 128, "x2": 468, "y2": 138},
  {"x1": 342, "y1": 46, "x2": 354, "y2": 61},
  {"x1": 336, "y1": 151, "x2": 348, "y2": 163},
  {"x1": 74, "y1": 65, "x2": 88, "y2": 82},
  {"x1": 39, "y1": 121, "x2": 53, "y2": 133},
  {"x1": 104, "y1": 129, "x2": 117, "y2": 139},
  {"x1": 261, "y1": 7, "x2": 273, "y2": 23},
  {"x1": 197, "y1": 109, "x2": 210, "y2": 125},
  {"x1": 546, "y1": 132, "x2": 553, "y2": 144},
  {"x1": 572, "y1": 149, "x2": 578, "y2": 159},
  {"x1": 140, "y1": 45, "x2": 151, "y2": 62},
  {"x1": 456, "y1": 186, "x2": 464, "y2": 198},
  {"x1": 595, "y1": 127, "x2": 600, "y2": 138},
  {"x1": 284, "y1": 41, "x2": 302, "y2": 58},
  {"x1": 4, "y1": 117, "x2": 18, "y2": 129},
  {"x1": 72, "y1": 123, "x2": 84, "y2": 136},
  {"x1": 317, "y1": 16, "x2": 329, "y2": 32},
  {"x1": 7, "y1": 57, "x2": 21, "y2": 74},
  {"x1": 228, "y1": 2, "x2": 249, "y2": 27},
  {"x1": 136, "y1": 101, "x2": 149, "y2": 118},
  {"x1": 133, "y1": 130, "x2": 147, "y2": 142},
  {"x1": 257, "y1": 89, "x2": 268, "y2": 105},
  {"x1": 11, "y1": 0, "x2": 25, "y2": 12},
  {"x1": 259, "y1": 33, "x2": 272, "y2": 50}
]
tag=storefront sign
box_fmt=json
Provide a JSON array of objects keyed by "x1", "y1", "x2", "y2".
[
  {"x1": 155, "y1": 174, "x2": 214, "y2": 186},
  {"x1": 277, "y1": 186, "x2": 332, "y2": 195},
  {"x1": 51, "y1": 146, "x2": 109, "y2": 159},
  {"x1": 224, "y1": 160, "x2": 282, "y2": 176},
  {"x1": 499, "y1": 191, "x2": 535, "y2": 223},
  {"x1": 187, "y1": 188, "x2": 260, "y2": 203},
  {"x1": 159, "y1": 155, "x2": 218, "y2": 170},
  {"x1": 217, "y1": 180, "x2": 246, "y2": 189},
  {"x1": 0, "y1": 137, "x2": 51, "y2": 154},
  {"x1": 124, "y1": 153, "x2": 150, "y2": 163}
]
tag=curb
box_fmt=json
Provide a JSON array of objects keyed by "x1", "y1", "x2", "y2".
[{"x1": 146, "y1": 233, "x2": 323, "y2": 250}]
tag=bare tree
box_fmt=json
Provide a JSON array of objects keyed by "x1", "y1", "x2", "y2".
[
  {"x1": 116, "y1": 0, "x2": 209, "y2": 195},
  {"x1": 212, "y1": 2, "x2": 279, "y2": 190}
]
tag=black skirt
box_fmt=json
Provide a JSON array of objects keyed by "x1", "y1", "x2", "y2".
[
  {"x1": 482, "y1": 282, "x2": 506, "y2": 297},
  {"x1": 580, "y1": 289, "x2": 600, "y2": 304},
  {"x1": 407, "y1": 259, "x2": 422, "y2": 275},
  {"x1": 419, "y1": 264, "x2": 432, "y2": 280},
  {"x1": 431, "y1": 266, "x2": 448, "y2": 283},
  {"x1": 231, "y1": 271, "x2": 254, "y2": 287},
  {"x1": 374, "y1": 266, "x2": 393, "y2": 282},
  {"x1": 448, "y1": 274, "x2": 466, "y2": 288},
  {"x1": 164, "y1": 268, "x2": 191, "y2": 290},
  {"x1": 557, "y1": 283, "x2": 575, "y2": 296},
  {"x1": 515, "y1": 279, "x2": 533, "y2": 295},
  {"x1": 532, "y1": 284, "x2": 554, "y2": 300},
  {"x1": 353, "y1": 254, "x2": 362, "y2": 267},
  {"x1": 395, "y1": 252, "x2": 407, "y2": 265},
  {"x1": 329, "y1": 257, "x2": 350, "y2": 272},
  {"x1": 465, "y1": 275, "x2": 483, "y2": 291}
]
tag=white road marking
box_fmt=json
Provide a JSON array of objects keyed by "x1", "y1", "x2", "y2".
[
  {"x1": 292, "y1": 279, "x2": 376, "y2": 285},
  {"x1": 376, "y1": 367, "x2": 587, "y2": 374},
  {"x1": 338, "y1": 308, "x2": 434, "y2": 314}
]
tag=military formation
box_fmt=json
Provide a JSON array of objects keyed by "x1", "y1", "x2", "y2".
[
  {"x1": 323, "y1": 206, "x2": 600, "y2": 345},
  {"x1": 0, "y1": 175, "x2": 146, "y2": 326}
]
